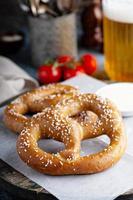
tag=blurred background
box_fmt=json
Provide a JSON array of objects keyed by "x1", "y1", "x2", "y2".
[{"x1": 0, "y1": 0, "x2": 104, "y2": 80}]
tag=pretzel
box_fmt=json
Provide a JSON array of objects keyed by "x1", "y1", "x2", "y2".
[
  {"x1": 4, "y1": 84, "x2": 78, "y2": 133},
  {"x1": 17, "y1": 94, "x2": 127, "y2": 175}
]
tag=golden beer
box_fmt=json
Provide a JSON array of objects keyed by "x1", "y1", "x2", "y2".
[{"x1": 103, "y1": 0, "x2": 133, "y2": 81}]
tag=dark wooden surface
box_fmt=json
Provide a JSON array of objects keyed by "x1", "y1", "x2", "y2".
[
  {"x1": 0, "y1": 157, "x2": 133, "y2": 200},
  {"x1": 0, "y1": 159, "x2": 57, "y2": 200}
]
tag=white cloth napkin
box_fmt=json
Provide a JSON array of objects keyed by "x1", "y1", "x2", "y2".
[
  {"x1": 0, "y1": 56, "x2": 38, "y2": 104},
  {"x1": 0, "y1": 74, "x2": 133, "y2": 200}
]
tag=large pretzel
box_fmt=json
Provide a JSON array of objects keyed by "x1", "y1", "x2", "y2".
[
  {"x1": 4, "y1": 84, "x2": 78, "y2": 133},
  {"x1": 17, "y1": 94, "x2": 127, "y2": 175}
]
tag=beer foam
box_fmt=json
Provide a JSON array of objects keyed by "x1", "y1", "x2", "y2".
[{"x1": 103, "y1": 0, "x2": 133, "y2": 23}]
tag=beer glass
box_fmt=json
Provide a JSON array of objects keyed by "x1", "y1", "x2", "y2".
[{"x1": 103, "y1": 0, "x2": 133, "y2": 81}]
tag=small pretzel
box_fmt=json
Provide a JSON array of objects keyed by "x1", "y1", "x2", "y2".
[
  {"x1": 17, "y1": 94, "x2": 127, "y2": 175},
  {"x1": 4, "y1": 84, "x2": 78, "y2": 133}
]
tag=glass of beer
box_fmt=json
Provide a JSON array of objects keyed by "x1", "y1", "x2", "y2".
[{"x1": 103, "y1": 0, "x2": 133, "y2": 81}]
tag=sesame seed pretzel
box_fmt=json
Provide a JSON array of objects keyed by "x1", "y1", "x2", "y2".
[
  {"x1": 17, "y1": 94, "x2": 127, "y2": 175},
  {"x1": 4, "y1": 84, "x2": 79, "y2": 133}
]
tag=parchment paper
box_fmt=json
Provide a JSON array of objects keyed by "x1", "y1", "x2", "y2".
[{"x1": 0, "y1": 74, "x2": 133, "y2": 200}]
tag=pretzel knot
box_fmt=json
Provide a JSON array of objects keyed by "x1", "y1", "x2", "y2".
[
  {"x1": 4, "y1": 84, "x2": 78, "y2": 133},
  {"x1": 17, "y1": 94, "x2": 127, "y2": 175}
]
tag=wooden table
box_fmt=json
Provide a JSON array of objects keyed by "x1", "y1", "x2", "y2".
[
  {"x1": 0, "y1": 159, "x2": 133, "y2": 200},
  {"x1": 0, "y1": 159, "x2": 56, "y2": 200}
]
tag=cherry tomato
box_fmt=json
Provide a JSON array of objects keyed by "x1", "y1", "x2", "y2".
[
  {"x1": 38, "y1": 64, "x2": 62, "y2": 84},
  {"x1": 81, "y1": 54, "x2": 97, "y2": 75},
  {"x1": 64, "y1": 65, "x2": 85, "y2": 80}
]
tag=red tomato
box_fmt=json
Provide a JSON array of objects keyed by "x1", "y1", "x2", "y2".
[
  {"x1": 38, "y1": 64, "x2": 62, "y2": 84},
  {"x1": 57, "y1": 55, "x2": 73, "y2": 64},
  {"x1": 81, "y1": 54, "x2": 97, "y2": 75},
  {"x1": 64, "y1": 65, "x2": 85, "y2": 80}
]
